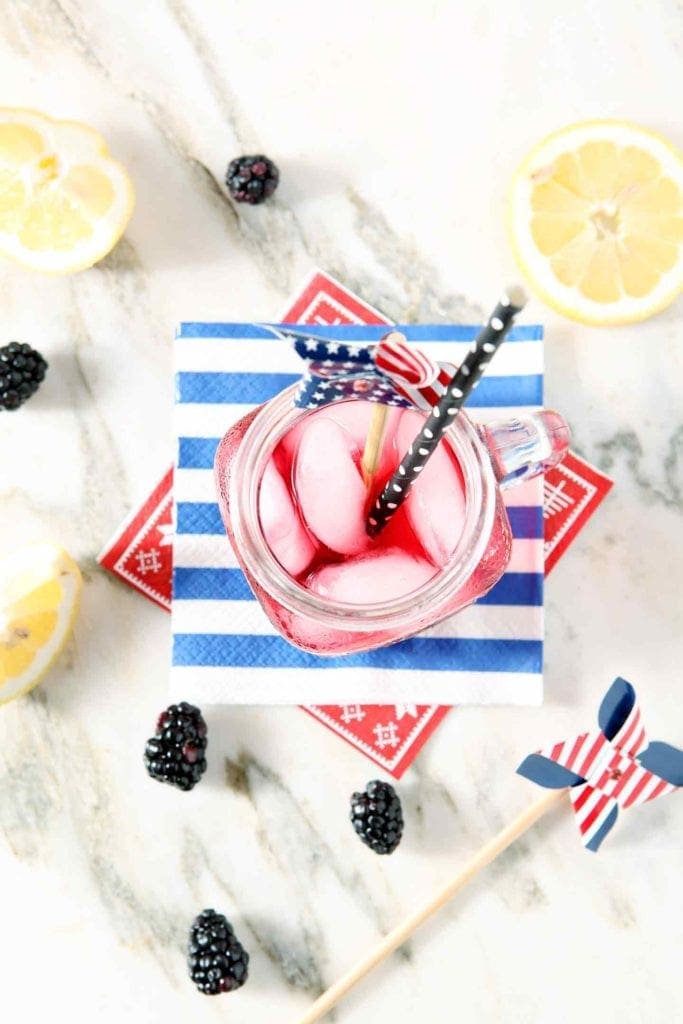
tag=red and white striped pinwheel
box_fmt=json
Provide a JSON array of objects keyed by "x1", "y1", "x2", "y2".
[{"x1": 518, "y1": 678, "x2": 683, "y2": 851}]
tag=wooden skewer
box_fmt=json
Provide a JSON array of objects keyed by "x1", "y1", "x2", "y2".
[
  {"x1": 360, "y1": 329, "x2": 409, "y2": 489},
  {"x1": 361, "y1": 404, "x2": 389, "y2": 489},
  {"x1": 294, "y1": 788, "x2": 566, "y2": 1024}
]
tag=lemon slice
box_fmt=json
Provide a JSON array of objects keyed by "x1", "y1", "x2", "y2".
[
  {"x1": 0, "y1": 544, "x2": 82, "y2": 705},
  {"x1": 509, "y1": 120, "x2": 683, "y2": 325},
  {"x1": 0, "y1": 107, "x2": 134, "y2": 273}
]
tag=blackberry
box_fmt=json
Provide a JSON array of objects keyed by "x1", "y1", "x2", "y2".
[
  {"x1": 188, "y1": 909, "x2": 250, "y2": 995},
  {"x1": 143, "y1": 702, "x2": 207, "y2": 791},
  {"x1": 0, "y1": 342, "x2": 48, "y2": 411},
  {"x1": 226, "y1": 154, "x2": 279, "y2": 205},
  {"x1": 350, "y1": 779, "x2": 404, "y2": 855}
]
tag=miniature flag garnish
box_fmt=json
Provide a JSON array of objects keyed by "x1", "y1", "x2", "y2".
[{"x1": 264, "y1": 325, "x2": 454, "y2": 411}]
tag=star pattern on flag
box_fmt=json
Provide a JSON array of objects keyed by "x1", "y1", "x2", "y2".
[
  {"x1": 262, "y1": 325, "x2": 450, "y2": 412},
  {"x1": 299, "y1": 371, "x2": 413, "y2": 409}
]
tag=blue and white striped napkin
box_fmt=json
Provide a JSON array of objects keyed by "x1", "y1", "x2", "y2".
[{"x1": 171, "y1": 324, "x2": 544, "y2": 705}]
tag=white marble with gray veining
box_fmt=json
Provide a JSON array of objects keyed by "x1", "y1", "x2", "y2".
[{"x1": 1, "y1": 2, "x2": 682, "y2": 1021}]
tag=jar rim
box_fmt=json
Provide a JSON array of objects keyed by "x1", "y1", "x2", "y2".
[{"x1": 227, "y1": 387, "x2": 497, "y2": 631}]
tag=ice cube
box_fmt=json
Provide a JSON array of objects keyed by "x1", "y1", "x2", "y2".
[
  {"x1": 307, "y1": 547, "x2": 435, "y2": 604},
  {"x1": 396, "y1": 409, "x2": 467, "y2": 565},
  {"x1": 322, "y1": 401, "x2": 404, "y2": 482},
  {"x1": 295, "y1": 417, "x2": 369, "y2": 555},
  {"x1": 259, "y1": 458, "x2": 316, "y2": 576}
]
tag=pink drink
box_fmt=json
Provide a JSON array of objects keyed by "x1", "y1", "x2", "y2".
[
  {"x1": 260, "y1": 402, "x2": 468, "y2": 599},
  {"x1": 214, "y1": 391, "x2": 532, "y2": 656}
]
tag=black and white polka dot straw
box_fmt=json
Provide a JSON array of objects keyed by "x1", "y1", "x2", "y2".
[{"x1": 366, "y1": 286, "x2": 528, "y2": 537}]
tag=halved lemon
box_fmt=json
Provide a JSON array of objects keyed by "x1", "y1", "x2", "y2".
[
  {"x1": 0, "y1": 107, "x2": 134, "y2": 273},
  {"x1": 0, "y1": 544, "x2": 82, "y2": 705},
  {"x1": 509, "y1": 120, "x2": 683, "y2": 325}
]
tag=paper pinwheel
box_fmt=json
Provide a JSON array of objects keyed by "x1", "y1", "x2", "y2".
[
  {"x1": 295, "y1": 678, "x2": 682, "y2": 1024},
  {"x1": 518, "y1": 677, "x2": 683, "y2": 851}
]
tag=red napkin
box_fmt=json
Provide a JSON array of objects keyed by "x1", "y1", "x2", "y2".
[{"x1": 100, "y1": 270, "x2": 612, "y2": 776}]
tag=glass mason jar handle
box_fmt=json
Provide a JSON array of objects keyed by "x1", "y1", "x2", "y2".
[{"x1": 479, "y1": 410, "x2": 571, "y2": 490}]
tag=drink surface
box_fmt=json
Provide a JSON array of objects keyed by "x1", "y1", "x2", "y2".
[{"x1": 258, "y1": 400, "x2": 468, "y2": 605}]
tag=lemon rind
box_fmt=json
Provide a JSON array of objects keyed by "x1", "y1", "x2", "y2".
[
  {"x1": 0, "y1": 107, "x2": 135, "y2": 275},
  {"x1": 0, "y1": 545, "x2": 82, "y2": 706},
  {"x1": 508, "y1": 119, "x2": 683, "y2": 326}
]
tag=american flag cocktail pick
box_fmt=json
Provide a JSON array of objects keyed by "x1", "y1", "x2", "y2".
[
  {"x1": 265, "y1": 324, "x2": 461, "y2": 488},
  {"x1": 517, "y1": 676, "x2": 683, "y2": 851},
  {"x1": 263, "y1": 324, "x2": 455, "y2": 410},
  {"x1": 294, "y1": 678, "x2": 682, "y2": 1024}
]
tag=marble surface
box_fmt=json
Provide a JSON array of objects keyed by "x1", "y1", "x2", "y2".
[{"x1": 1, "y1": 2, "x2": 683, "y2": 1021}]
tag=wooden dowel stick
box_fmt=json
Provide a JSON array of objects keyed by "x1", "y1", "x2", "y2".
[
  {"x1": 360, "y1": 329, "x2": 411, "y2": 489},
  {"x1": 361, "y1": 403, "x2": 389, "y2": 489},
  {"x1": 295, "y1": 787, "x2": 566, "y2": 1024}
]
